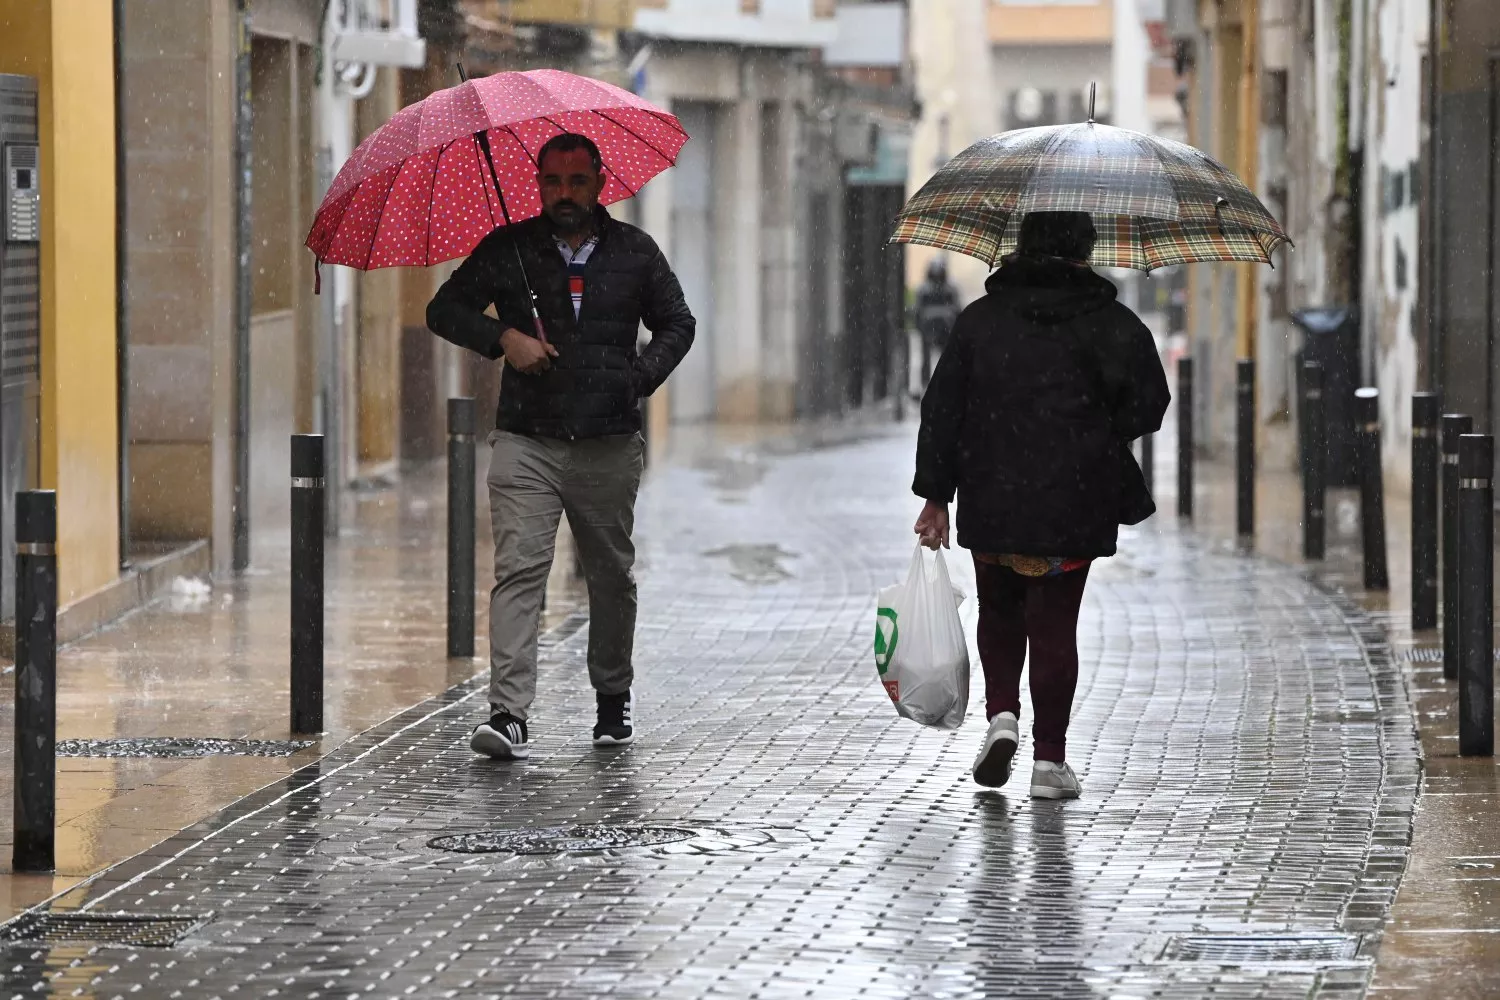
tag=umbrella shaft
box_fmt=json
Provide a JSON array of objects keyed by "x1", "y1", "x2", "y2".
[{"x1": 472, "y1": 129, "x2": 547, "y2": 343}]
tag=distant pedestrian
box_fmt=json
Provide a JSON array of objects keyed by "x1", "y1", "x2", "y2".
[
  {"x1": 426, "y1": 133, "x2": 696, "y2": 761},
  {"x1": 911, "y1": 211, "x2": 1169, "y2": 799},
  {"x1": 913, "y1": 258, "x2": 962, "y2": 389}
]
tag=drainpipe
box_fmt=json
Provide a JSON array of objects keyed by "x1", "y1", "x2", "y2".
[
  {"x1": 113, "y1": 0, "x2": 129, "y2": 571},
  {"x1": 316, "y1": 1, "x2": 353, "y2": 539},
  {"x1": 1235, "y1": 0, "x2": 1260, "y2": 364},
  {"x1": 233, "y1": 0, "x2": 252, "y2": 571},
  {"x1": 1424, "y1": 0, "x2": 1442, "y2": 396}
]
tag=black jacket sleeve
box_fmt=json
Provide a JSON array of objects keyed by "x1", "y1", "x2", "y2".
[
  {"x1": 913, "y1": 308, "x2": 974, "y2": 504},
  {"x1": 1099, "y1": 308, "x2": 1171, "y2": 442},
  {"x1": 425, "y1": 230, "x2": 516, "y2": 361},
  {"x1": 633, "y1": 245, "x2": 696, "y2": 396}
]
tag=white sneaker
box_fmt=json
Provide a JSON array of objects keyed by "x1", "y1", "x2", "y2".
[
  {"x1": 1029, "y1": 760, "x2": 1081, "y2": 800},
  {"x1": 972, "y1": 712, "x2": 1020, "y2": 788}
]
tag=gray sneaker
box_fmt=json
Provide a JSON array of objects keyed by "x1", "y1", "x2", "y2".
[
  {"x1": 972, "y1": 712, "x2": 1019, "y2": 788},
  {"x1": 1029, "y1": 760, "x2": 1081, "y2": 800}
]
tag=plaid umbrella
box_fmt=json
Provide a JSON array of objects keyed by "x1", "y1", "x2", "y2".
[{"x1": 890, "y1": 122, "x2": 1290, "y2": 271}]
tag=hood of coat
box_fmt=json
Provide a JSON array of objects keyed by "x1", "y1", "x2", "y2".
[{"x1": 985, "y1": 253, "x2": 1118, "y2": 325}]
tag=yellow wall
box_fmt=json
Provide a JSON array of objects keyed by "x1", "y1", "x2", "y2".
[{"x1": 0, "y1": 0, "x2": 121, "y2": 604}]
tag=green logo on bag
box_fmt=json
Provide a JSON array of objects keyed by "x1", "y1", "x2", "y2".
[{"x1": 874, "y1": 607, "x2": 899, "y2": 675}]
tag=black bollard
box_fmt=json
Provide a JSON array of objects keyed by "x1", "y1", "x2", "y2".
[
  {"x1": 1457, "y1": 433, "x2": 1494, "y2": 756},
  {"x1": 291, "y1": 434, "x2": 325, "y2": 735},
  {"x1": 1441, "y1": 414, "x2": 1472, "y2": 680},
  {"x1": 447, "y1": 398, "x2": 476, "y2": 659},
  {"x1": 1236, "y1": 359, "x2": 1255, "y2": 539},
  {"x1": 1177, "y1": 357, "x2": 1194, "y2": 520},
  {"x1": 1302, "y1": 362, "x2": 1326, "y2": 560},
  {"x1": 1411, "y1": 393, "x2": 1441, "y2": 630},
  {"x1": 12, "y1": 491, "x2": 56, "y2": 873},
  {"x1": 1355, "y1": 388, "x2": 1389, "y2": 590}
]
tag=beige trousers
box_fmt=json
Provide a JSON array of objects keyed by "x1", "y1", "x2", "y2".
[{"x1": 486, "y1": 430, "x2": 644, "y2": 720}]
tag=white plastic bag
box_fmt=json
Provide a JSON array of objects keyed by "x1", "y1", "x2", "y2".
[{"x1": 873, "y1": 545, "x2": 970, "y2": 729}]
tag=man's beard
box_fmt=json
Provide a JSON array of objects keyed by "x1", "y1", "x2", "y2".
[{"x1": 547, "y1": 200, "x2": 591, "y2": 233}]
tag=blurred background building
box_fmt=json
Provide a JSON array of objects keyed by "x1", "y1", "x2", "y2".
[
  {"x1": 1168, "y1": 0, "x2": 1499, "y2": 498},
  {"x1": 27, "y1": 0, "x2": 1488, "y2": 643},
  {"x1": 0, "y1": 0, "x2": 917, "y2": 638}
]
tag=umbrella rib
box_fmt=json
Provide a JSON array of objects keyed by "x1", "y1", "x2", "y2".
[
  {"x1": 591, "y1": 110, "x2": 681, "y2": 166},
  {"x1": 500, "y1": 124, "x2": 540, "y2": 168},
  {"x1": 363, "y1": 166, "x2": 402, "y2": 273},
  {"x1": 470, "y1": 135, "x2": 501, "y2": 226},
  {"x1": 638, "y1": 107, "x2": 691, "y2": 142},
  {"x1": 425, "y1": 140, "x2": 453, "y2": 267}
]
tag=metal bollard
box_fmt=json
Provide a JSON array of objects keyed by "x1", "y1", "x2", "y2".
[
  {"x1": 291, "y1": 434, "x2": 325, "y2": 735},
  {"x1": 12, "y1": 491, "x2": 56, "y2": 873},
  {"x1": 447, "y1": 398, "x2": 476, "y2": 659},
  {"x1": 1354, "y1": 388, "x2": 1389, "y2": 590},
  {"x1": 1177, "y1": 357, "x2": 1194, "y2": 520},
  {"x1": 1302, "y1": 362, "x2": 1326, "y2": 560},
  {"x1": 1457, "y1": 433, "x2": 1494, "y2": 756},
  {"x1": 1411, "y1": 393, "x2": 1441, "y2": 630},
  {"x1": 1441, "y1": 414, "x2": 1472, "y2": 681},
  {"x1": 1236, "y1": 359, "x2": 1255, "y2": 539}
]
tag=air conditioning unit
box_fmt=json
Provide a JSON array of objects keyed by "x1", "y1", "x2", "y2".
[
  {"x1": 330, "y1": 0, "x2": 427, "y2": 69},
  {"x1": 836, "y1": 115, "x2": 877, "y2": 164}
]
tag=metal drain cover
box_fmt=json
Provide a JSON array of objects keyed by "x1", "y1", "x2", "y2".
[
  {"x1": 56, "y1": 738, "x2": 316, "y2": 758},
  {"x1": 0, "y1": 912, "x2": 211, "y2": 949},
  {"x1": 429, "y1": 824, "x2": 697, "y2": 855},
  {"x1": 1161, "y1": 934, "x2": 1361, "y2": 965}
]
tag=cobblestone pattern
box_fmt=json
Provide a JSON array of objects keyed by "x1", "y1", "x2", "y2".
[{"x1": 2, "y1": 429, "x2": 1417, "y2": 999}]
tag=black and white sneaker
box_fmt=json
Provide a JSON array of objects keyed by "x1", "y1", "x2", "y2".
[
  {"x1": 593, "y1": 691, "x2": 634, "y2": 745},
  {"x1": 470, "y1": 712, "x2": 530, "y2": 760}
]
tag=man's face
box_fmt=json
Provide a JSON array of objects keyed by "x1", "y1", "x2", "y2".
[{"x1": 538, "y1": 148, "x2": 604, "y2": 233}]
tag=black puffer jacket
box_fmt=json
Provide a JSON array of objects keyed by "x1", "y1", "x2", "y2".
[
  {"x1": 426, "y1": 207, "x2": 695, "y2": 440},
  {"x1": 913, "y1": 256, "x2": 1170, "y2": 558}
]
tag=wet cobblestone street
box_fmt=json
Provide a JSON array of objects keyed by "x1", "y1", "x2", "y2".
[{"x1": 6, "y1": 426, "x2": 1417, "y2": 998}]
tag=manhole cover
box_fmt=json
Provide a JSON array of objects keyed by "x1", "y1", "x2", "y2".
[
  {"x1": 1161, "y1": 934, "x2": 1361, "y2": 965},
  {"x1": 0, "y1": 912, "x2": 212, "y2": 949},
  {"x1": 56, "y1": 738, "x2": 316, "y2": 758},
  {"x1": 429, "y1": 824, "x2": 697, "y2": 855}
]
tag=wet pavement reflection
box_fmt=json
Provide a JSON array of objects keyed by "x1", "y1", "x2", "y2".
[{"x1": 0, "y1": 420, "x2": 1419, "y2": 997}]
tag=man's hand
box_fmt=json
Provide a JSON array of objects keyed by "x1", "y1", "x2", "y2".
[
  {"x1": 914, "y1": 500, "x2": 950, "y2": 550},
  {"x1": 499, "y1": 328, "x2": 559, "y2": 375}
]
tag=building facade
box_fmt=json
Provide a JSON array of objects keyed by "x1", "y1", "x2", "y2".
[
  {"x1": 1171, "y1": 0, "x2": 1497, "y2": 492},
  {"x1": 0, "y1": 0, "x2": 917, "y2": 637}
]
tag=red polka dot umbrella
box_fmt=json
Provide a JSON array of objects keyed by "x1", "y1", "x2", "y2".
[{"x1": 305, "y1": 67, "x2": 688, "y2": 289}]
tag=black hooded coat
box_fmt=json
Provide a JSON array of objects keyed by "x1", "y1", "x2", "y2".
[{"x1": 913, "y1": 255, "x2": 1171, "y2": 558}]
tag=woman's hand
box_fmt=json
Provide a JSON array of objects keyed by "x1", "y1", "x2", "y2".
[{"x1": 914, "y1": 500, "x2": 950, "y2": 550}]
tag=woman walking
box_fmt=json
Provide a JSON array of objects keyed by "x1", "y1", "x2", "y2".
[{"x1": 912, "y1": 211, "x2": 1170, "y2": 800}]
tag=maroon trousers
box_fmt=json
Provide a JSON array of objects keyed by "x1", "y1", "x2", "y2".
[{"x1": 973, "y1": 559, "x2": 1091, "y2": 763}]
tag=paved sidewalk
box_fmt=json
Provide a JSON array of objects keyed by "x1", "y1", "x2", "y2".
[
  {"x1": 0, "y1": 422, "x2": 1419, "y2": 998},
  {"x1": 1156, "y1": 425, "x2": 1500, "y2": 999}
]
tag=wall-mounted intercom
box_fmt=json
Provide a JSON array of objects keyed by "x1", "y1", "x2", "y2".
[{"x1": 4, "y1": 142, "x2": 39, "y2": 243}]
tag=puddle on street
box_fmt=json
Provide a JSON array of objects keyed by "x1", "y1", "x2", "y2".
[{"x1": 703, "y1": 544, "x2": 796, "y2": 584}]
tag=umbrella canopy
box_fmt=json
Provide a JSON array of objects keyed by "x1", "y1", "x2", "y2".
[
  {"x1": 890, "y1": 122, "x2": 1289, "y2": 272},
  {"x1": 306, "y1": 69, "x2": 688, "y2": 272}
]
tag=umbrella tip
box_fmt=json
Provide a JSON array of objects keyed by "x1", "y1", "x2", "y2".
[
  {"x1": 457, "y1": 62, "x2": 469, "y2": 83},
  {"x1": 1088, "y1": 82, "x2": 1096, "y2": 124}
]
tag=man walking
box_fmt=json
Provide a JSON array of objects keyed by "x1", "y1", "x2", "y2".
[
  {"x1": 913, "y1": 258, "x2": 962, "y2": 390},
  {"x1": 426, "y1": 133, "x2": 695, "y2": 760}
]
